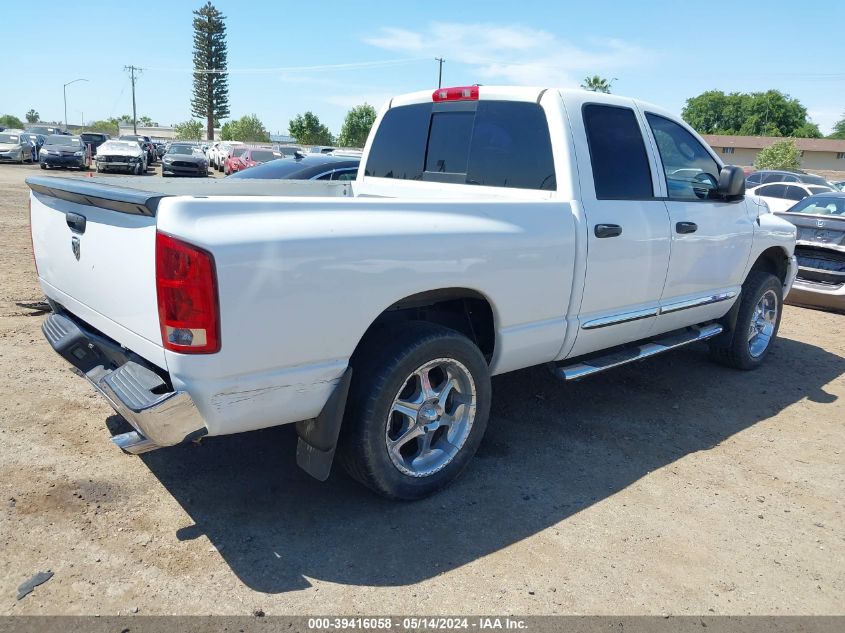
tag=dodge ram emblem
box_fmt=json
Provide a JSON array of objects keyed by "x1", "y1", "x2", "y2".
[
  {"x1": 71, "y1": 236, "x2": 81, "y2": 261},
  {"x1": 816, "y1": 219, "x2": 825, "y2": 228}
]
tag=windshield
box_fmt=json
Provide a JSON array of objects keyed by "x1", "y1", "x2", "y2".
[
  {"x1": 788, "y1": 196, "x2": 845, "y2": 216},
  {"x1": 250, "y1": 150, "x2": 277, "y2": 162},
  {"x1": 0, "y1": 134, "x2": 20, "y2": 144},
  {"x1": 801, "y1": 174, "x2": 833, "y2": 187},
  {"x1": 81, "y1": 134, "x2": 105, "y2": 141},
  {"x1": 231, "y1": 147, "x2": 247, "y2": 158},
  {"x1": 100, "y1": 141, "x2": 138, "y2": 152},
  {"x1": 168, "y1": 144, "x2": 196, "y2": 155},
  {"x1": 808, "y1": 185, "x2": 834, "y2": 194},
  {"x1": 44, "y1": 136, "x2": 81, "y2": 147}
]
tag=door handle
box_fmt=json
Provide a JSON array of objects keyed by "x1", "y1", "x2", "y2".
[
  {"x1": 676, "y1": 221, "x2": 698, "y2": 234},
  {"x1": 66, "y1": 212, "x2": 87, "y2": 234},
  {"x1": 594, "y1": 223, "x2": 622, "y2": 238}
]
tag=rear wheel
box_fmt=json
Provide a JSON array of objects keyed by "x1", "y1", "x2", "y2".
[
  {"x1": 338, "y1": 322, "x2": 491, "y2": 500},
  {"x1": 710, "y1": 271, "x2": 782, "y2": 370}
]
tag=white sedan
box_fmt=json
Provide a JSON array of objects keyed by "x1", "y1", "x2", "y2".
[{"x1": 747, "y1": 181, "x2": 834, "y2": 213}]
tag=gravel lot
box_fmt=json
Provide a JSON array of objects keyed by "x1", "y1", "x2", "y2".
[{"x1": 0, "y1": 163, "x2": 842, "y2": 616}]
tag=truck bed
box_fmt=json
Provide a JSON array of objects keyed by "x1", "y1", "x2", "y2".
[{"x1": 27, "y1": 175, "x2": 353, "y2": 216}]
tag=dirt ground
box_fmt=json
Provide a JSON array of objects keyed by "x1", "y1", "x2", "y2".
[{"x1": 0, "y1": 163, "x2": 842, "y2": 616}]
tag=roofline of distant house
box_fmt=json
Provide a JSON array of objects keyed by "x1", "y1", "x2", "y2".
[{"x1": 702, "y1": 134, "x2": 845, "y2": 153}]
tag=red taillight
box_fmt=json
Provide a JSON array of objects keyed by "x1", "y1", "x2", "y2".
[
  {"x1": 155, "y1": 232, "x2": 220, "y2": 354},
  {"x1": 432, "y1": 85, "x2": 479, "y2": 102}
]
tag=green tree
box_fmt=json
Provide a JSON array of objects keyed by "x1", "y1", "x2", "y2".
[
  {"x1": 85, "y1": 120, "x2": 119, "y2": 136},
  {"x1": 138, "y1": 116, "x2": 154, "y2": 127},
  {"x1": 828, "y1": 113, "x2": 845, "y2": 140},
  {"x1": 580, "y1": 75, "x2": 614, "y2": 93},
  {"x1": 682, "y1": 90, "x2": 814, "y2": 137},
  {"x1": 755, "y1": 139, "x2": 801, "y2": 171},
  {"x1": 224, "y1": 114, "x2": 269, "y2": 142},
  {"x1": 337, "y1": 104, "x2": 377, "y2": 148},
  {"x1": 25, "y1": 109, "x2": 39, "y2": 124},
  {"x1": 289, "y1": 111, "x2": 333, "y2": 145},
  {"x1": 191, "y1": 2, "x2": 230, "y2": 141},
  {"x1": 0, "y1": 114, "x2": 25, "y2": 129},
  {"x1": 791, "y1": 122, "x2": 822, "y2": 138},
  {"x1": 174, "y1": 119, "x2": 204, "y2": 141}
]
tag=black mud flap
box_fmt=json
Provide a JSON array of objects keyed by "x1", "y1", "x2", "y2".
[
  {"x1": 710, "y1": 289, "x2": 743, "y2": 349},
  {"x1": 295, "y1": 368, "x2": 352, "y2": 481}
]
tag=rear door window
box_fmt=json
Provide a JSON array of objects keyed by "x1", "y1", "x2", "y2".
[
  {"x1": 784, "y1": 185, "x2": 808, "y2": 201},
  {"x1": 582, "y1": 104, "x2": 653, "y2": 199},
  {"x1": 757, "y1": 184, "x2": 787, "y2": 198}
]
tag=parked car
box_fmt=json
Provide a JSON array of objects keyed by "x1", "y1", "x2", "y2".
[
  {"x1": 0, "y1": 130, "x2": 35, "y2": 163},
  {"x1": 747, "y1": 182, "x2": 834, "y2": 213},
  {"x1": 94, "y1": 140, "x2": 147, "y2": 175},
  {"x1": 28, "y1": 86, "x2": 797, "y2": 500},
  {"x1": 215, "y1": 142, "x2": 243, "y2": 172},
  {"x1": 20, "y1": 133, "x2": 45, "y2": 160},
  {"x1": 228, "y1": 153, "x2": 359, "y2": 180},
  {"x1": 227, "y1": 147, "x2": 280, "y2": 173},
  {"x1": 154, "y1": 142, "x2": 167, "y2": 158},
  {"x1": 161, "y1": 143, "x2": 209, "y2": 177},
  {"x1": 275, "y1": 145, "x2": 304, "y2": 157},
  {"x1": 772, "y1": 192, "x2": 845, "y2": 313},
  {"x1": 831, "y1": 181, "x2": 845, "y2": 191},
  {"x1": 119, "y1": 135, "x2": 156, "y2": 165},
  {"x1": 26, "y1": 125, "x2": 63, "y2": 136},
  {"x1": 80, "y1": 133, "x2": 110, "y2": 156},
  {"x1": 746, "y1": 169, "x2": 835, "y2": 189},
  {"x1": 38, "y1": 134, "x2": 87, "y2": 170},
  {"x1": 222, "y1": 146, "x2": 248, "y2": 175},
  {"x1": 309, "y1": 145, "x2": 336, "y2": 154}
]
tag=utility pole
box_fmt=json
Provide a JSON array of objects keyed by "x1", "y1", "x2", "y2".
[
  {"x1": 435, "y1": 57, "x2": 445, "y2": 88},
  {"x1": 124, "y1": 65, "x2": 143, "y2": 134}
]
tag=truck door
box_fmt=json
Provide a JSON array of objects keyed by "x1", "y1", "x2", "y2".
[
  {"x1": 640, "y1": 112, "x2": 754, "y2": 333},
  {"x1": 564, "y1": 98, "x2": 671, "y2": 358}
]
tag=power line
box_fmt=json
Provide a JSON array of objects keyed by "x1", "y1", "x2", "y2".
[{"x1": 145, "y1": 57, "x2": 428, "y2": 75}]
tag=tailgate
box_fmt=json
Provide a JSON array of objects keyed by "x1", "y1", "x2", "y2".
[{"x1": 29, "y1": 177, "x2": 165, "y2": 367}]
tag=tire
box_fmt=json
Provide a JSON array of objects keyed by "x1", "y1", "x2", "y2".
[
  {"x1": 40, "y1": 163, "x2": 46, "y2": 170},
  {"x1": 95, "y1": 163, "x2": 100, "y2": 173},
  {"x1": 709, "y1": 271, "x2": 783, "y2": 370},
  {"x1": 133, "y1": 163, "x2": 141, "y2": 175},
  {"x1": 338, "y1": 321, "x2": 491, "y2": 500}
]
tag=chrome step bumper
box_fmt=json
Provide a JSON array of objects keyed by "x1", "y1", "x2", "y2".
[
  {"x1": 554, "y1": 323, "x2": 724, "y2": 381},
  {"x1": 42, "y1": 311, "x2": 207, "y2": 452}
]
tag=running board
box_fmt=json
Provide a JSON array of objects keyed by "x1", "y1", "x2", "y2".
[{"x1": 553, "y1": 323, "x2": 724, "y2": 381}]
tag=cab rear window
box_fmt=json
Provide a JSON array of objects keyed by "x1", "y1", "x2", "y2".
[{"x1": 365, "y1": 101, "x2": 556, "y2": 191}]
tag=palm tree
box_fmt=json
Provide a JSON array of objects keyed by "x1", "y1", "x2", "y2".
[
  {"x1": 25, "y1": 109, "x2": 40, "y2": 124},
  {"x1": 580, "y1": 76, "x2": 616, "y2": 94}
]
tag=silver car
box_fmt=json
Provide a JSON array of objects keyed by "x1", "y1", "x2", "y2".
[{"x1": 0, "y1": 130, "x2": 35, "y2": 164}]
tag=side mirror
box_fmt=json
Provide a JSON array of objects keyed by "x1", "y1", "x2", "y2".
[{"x1": 717, "y1": 165, "x2": 745, "y2": 200}]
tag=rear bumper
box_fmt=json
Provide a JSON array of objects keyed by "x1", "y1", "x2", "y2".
[{"x1": 42, "y1": 310, "x2": 207, "y2": 448}]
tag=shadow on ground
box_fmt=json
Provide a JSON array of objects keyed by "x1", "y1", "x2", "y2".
[{"x1": 107, "y1": 336, "x2": 844, "y2": 593}]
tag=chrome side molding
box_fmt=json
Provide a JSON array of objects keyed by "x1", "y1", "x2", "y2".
[
  {"x1": 659, "y1": 291, "x2": 737, "y2": 315},
  {"x1": 581, "y1": 307, "x2": 658, "y2": 330}
]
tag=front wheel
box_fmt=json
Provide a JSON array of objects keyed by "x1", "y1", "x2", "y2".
[
  {"x1": 710, "y1": 271, "x2": 783, "y2": 370},
  {"x1": 338, "y1": 322, "x2": 491, "y2": 500}
]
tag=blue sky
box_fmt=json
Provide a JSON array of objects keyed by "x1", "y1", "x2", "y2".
[{"x1": 2, "y1": 0, "x2": 843, "y2": 135}]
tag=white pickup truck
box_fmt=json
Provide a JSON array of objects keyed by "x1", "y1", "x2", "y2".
[{"x1": 29, "y1": 86, "x2": 798, "y2": 499}]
